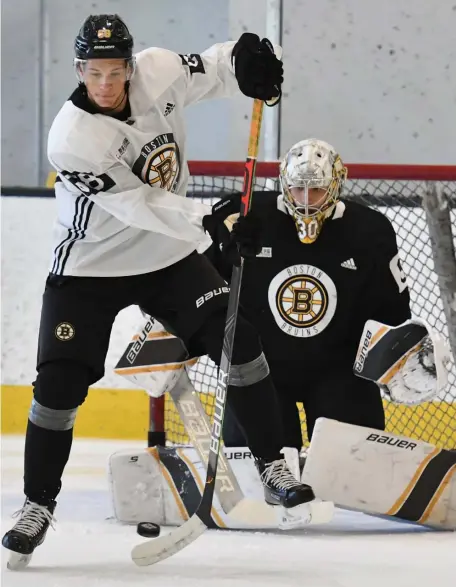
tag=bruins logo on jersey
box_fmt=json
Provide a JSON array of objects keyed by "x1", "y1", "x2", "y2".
[
  {"x1": 55, "y1": 322, "x2": 75, "y2": 341},
  {"x1": 268, "y1": 264, "x2": 337, "y2": 337},
  {"x1": 132, "y1": 133, "x2": 180, "y2": 191}
]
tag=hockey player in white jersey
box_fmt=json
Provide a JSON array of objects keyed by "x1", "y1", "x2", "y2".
[{"x1": 2, "y1": 14, "x2": 323, "y2": 569}]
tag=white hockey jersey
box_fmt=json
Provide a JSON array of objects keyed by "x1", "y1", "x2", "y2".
[{"x1": 47, "y1": 42, "x2": 240, "y2": 276}]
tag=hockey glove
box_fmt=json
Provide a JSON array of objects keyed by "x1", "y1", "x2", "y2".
[
  {"x1": 232, "y1": 33, "x2": 283, "y2": 101},
  {"x1": 202, "y1": 192, "x2": 241, "y2": 238},
  {"x1": 223, "y1": 214, "x2": 262, "y2": 267},
  {"x1": 202, "y1": 194, "x2": 261, "y2": 267}
]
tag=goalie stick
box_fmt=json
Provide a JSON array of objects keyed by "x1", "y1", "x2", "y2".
[{"x1": 131, "y1": 97, "x2": 265, "y2": 566}]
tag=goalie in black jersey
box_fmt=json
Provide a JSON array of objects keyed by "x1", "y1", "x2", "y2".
[{"x1": 204, "y1": 138, "x2": 448, "y2": 450}]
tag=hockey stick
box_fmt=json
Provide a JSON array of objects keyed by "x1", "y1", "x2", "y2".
[
  {"x1": 168, "y1": 369, "x2": 280, "y2": 524},
  {"x1": 115, "y1": 318, "x2": 283, "y2": 523},
  {"x1": 114, "y1": 316, "x2": 279, "y2": 522},
  {"x1": 131, "y1": 98, "x2": 265, "y2": 566}
]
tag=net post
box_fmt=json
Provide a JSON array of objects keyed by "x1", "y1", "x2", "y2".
[
  {"x1": 264, "y1": 0, "x2": 282, "y2": 163},
  {"x1": 422, "y1": 181, "x2": 456, "y2": 362},
  {"x1": 148, "y1": 396, "x2": 166, "y2": 447}
]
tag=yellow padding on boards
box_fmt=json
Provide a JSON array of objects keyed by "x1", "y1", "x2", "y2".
[
  {"x1": 1, "y1": 385, "x2": 149, "y2": 440},
  {"x1": 164, "y1": 394, "x2": 456, "y2": 449},
  {"x1": 2, "y1": 384, "x2": 456, "y2": 447},
  {"x1": 46, "y1": 171, "x2": 57, "y2": 188}
]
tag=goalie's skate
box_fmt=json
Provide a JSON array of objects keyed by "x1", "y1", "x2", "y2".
[
  {"x1": 2, "y1": 499, "x2": 56, "y2": 570},
  {"x1": 256, "y1": 458, "x2": 334, "y2": 529}
]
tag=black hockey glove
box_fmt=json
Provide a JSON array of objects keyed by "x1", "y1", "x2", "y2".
[
  {"x1": 232, "y1": 33, "x2": 283, "y2": 101},
  {"x1": 210, "y1": 192, "x2": 241, "y2": 224},
  {"x1": 202, "y1": 192, "x2": 241, "y2": 238},
  {"x1": 202, "y1": 193, "x2": 262, "y2": 267},
  {"x1": 224, "y1": 214, "x2": 262, "y2": 267}
]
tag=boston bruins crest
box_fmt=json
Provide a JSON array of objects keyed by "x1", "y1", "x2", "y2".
[
  {"x1": 132, "y1": 133, "x2": 180, "y2": 191},
  {"x1": 268, "y1": 264, "x2": 337, "y2": 337}
]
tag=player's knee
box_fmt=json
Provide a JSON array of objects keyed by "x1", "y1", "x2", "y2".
[
  {"x1": 30, "y1": 360, "x2": 91, "y2": 431},
  {"x1": 197, "y1": 308, "x2": 269, "y2": 387},
  {"x1": 229, "y1": 349, "x2": 270, "y2": 387}
]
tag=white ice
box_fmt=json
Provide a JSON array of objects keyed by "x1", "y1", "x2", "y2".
[{"x1": 2, "y1": 436, "x2": 454, "y2": 587}]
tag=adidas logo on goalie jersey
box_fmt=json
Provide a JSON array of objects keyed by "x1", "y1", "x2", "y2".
[
  {"x1": 164, "y1": 102, "x2": 175, "y2": 116},
  {"x1": 341, "y1": 258, "x2": 357, "y2": 270}
]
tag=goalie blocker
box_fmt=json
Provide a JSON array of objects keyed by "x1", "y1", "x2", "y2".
[{"x1": 353, "y1": 317, "x2": 450, "y2": 405}]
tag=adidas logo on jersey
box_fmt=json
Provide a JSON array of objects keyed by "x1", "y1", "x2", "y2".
[
  {"x1": 341, "y1": 258, "x2": 357, "y2": 270},
  {"x1": 164, "y1": 102, "x2": 175, "y2": 116}
]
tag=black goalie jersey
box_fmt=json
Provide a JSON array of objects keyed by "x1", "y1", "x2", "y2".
[{"x1": 208, "y1": 191, "x2": 412, "y2": 370}]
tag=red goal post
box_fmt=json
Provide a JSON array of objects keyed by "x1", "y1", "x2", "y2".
[{"x1": 148, "y1": 161, "x2": 456, "y2": 450}]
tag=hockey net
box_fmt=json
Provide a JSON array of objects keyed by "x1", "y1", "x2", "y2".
[{"x1": 156, "y1": 161, "x2": 456, "y2": 450}]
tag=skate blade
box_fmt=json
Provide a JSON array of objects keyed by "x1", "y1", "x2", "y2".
[
  {"x1": 278, "y1": 499, "x2": 334, "y2": 530},
  {"x1": 5, "y1": 550, "x2": 33, "y2": 571}
]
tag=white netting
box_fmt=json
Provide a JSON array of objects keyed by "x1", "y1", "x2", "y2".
[{"x1": 162, "y1": 170, "x2": 456, "y2": 449}]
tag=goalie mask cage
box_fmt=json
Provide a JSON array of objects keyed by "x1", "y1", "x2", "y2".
[{"x1": 151, "y1": 161, "x2": 456, "y2": 450}]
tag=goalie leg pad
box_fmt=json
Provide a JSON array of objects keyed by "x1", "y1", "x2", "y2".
[
  {"x1": 108, "y1": 448, "x2": 183, "y2": 527},
  {"x1": 109, "y1": 445, "x2": 334, "y2": 530},
  {"x1": 109, "y1": 446, "x2": 271, "y2": 529},
  {"x1": 302, "y1": 418, "x2": 456, "y2": 529}
]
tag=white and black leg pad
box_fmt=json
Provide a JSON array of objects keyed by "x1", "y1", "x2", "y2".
[{"x1": 303, "y1": 418, "x2": 456, "y2": 529}]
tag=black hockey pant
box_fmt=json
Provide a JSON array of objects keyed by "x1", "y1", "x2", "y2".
[{"x1": 25, "y1": 252, "x2": 285, "y2": 504}]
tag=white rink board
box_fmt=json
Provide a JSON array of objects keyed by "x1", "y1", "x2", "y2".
[
  {"x1": 1, "y1": 196, "x2": 455, "y2": 399},
  {"x1": 2, "y1": 435, "x2": 455, "y2": 587}
]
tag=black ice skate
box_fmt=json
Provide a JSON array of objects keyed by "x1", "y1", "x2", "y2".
[
  {"x1": 2, "y1": 499, "x2": 56, "y2": 570},
  {"x1": 256, "y1": 458, "x2": 315, "y2": 508},
  {"x1": 256, "y1": 458, "x2": 334, "y2": 529}
]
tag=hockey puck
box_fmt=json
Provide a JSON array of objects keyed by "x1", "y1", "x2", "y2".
[{"x1": 136, "y1": 522, "x2": 161, "y2": 538}]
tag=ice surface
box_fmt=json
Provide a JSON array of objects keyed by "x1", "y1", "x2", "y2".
[{"x1": 2, "y1": 436, "x2": 454, "y2": 587}]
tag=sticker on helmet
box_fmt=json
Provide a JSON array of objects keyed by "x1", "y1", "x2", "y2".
[{"x1": 97, "y1": 28, "x2": 112, "y2": 39}]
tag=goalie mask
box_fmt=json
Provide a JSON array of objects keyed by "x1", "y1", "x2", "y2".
[{"x1": 279, "y1": 139, "x2": 347, "y2": 244}]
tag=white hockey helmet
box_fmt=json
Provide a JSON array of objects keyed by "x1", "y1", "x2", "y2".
[{"x1": 279, "y1": 139, "x2": 347, "y2": 244}]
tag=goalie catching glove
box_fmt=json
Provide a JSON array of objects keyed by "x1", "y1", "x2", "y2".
[{"x1": 353, "y1": 318, "x2": 451, "y2": 405}]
